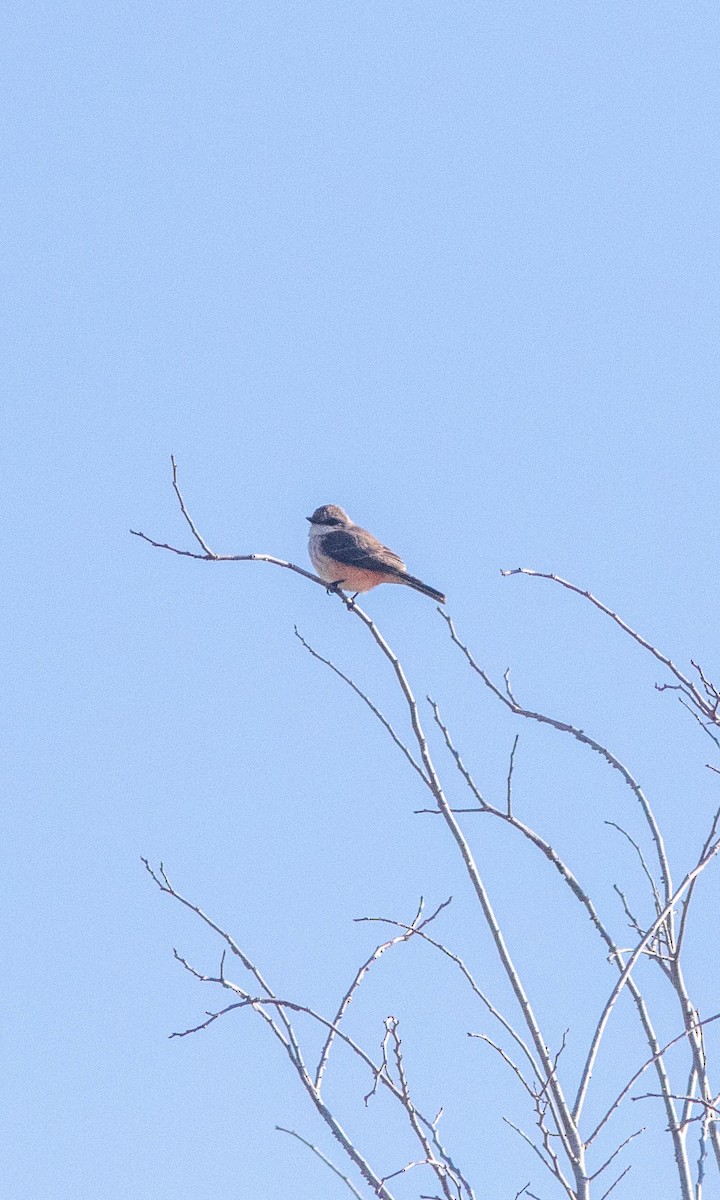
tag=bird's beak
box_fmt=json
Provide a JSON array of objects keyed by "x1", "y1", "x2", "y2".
[{"x1": 306, "y1": 516, "x2": 313, "y2": 522}]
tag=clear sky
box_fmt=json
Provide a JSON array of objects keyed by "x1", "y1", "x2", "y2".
[{"x1": 2, "y1": 3, "x2": 719, "y2": 1198}]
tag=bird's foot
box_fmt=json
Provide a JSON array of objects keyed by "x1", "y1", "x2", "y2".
[{"x1": 325, "y1": 580, "x2": 357, "y2": 609}]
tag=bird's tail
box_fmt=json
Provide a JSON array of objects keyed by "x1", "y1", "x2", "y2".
[{"x1": 401, "y1": 574, "x2": 446, "y2": 604}]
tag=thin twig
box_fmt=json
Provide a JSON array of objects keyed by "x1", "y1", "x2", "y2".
[
  {"x1": 387, "y1": 1018, "x2": 456, "y2": 1200},
  {"x1": 358, "y1": 915, "x2": 542, "y2": 1084},
  {"x1": 676, "y1": 805, "x2": 720, "y2": 960},
  {"x1": 428, "y1": 699, "x2": 487, "y2": 808},
  {"x1": 169, "y1": 454, "x2": 215, "y2": 555},
  {"x1": 440, "y1": 611, "x2": 675, "y2": 929},
  {"x1": 296, "y1": 628, "x2": 430, "y2": 790},
  {"x1": 588, "y1": 1128, "x2": 644, "y2": 1180},
  {"x1": 575, "y1": 841, "x2": 720, "y2": 1124},
  {"x1": 132, "y1": 457, "x2": 347, "y2": 592},
  {"x1": 612, "y1": 885, "x2": 645, "y2": 940},
  {"x1": 588, "y1": 1013, "x2": 720, "y2": 1145},
  {"x1": 501, "y1": 567, "x2": 715, "y2": 724},
  {"x1": 633, "y1": 1093, "x2": 719, "y2": 1115},
  {"x1": 132, "y1": 526, "x2": 333, "y2": 586},
  {"x1": 276, "y1": 1127, "x2": 365, "y2": 1199},
  {"x1": 143, "y1": 858, "x2": 301, "y2": 1055},
  {"x1": 468, "y1": 1034, "x2": 537, "y2": 1099},
  {"x1": 502, "y1": 1118, "x2": 575, "y2": 1199},
  {"x1": 314, "y1": 897, "x2": 446, "y2": 1090},
  {"x1": 678, "y1": 696, "x2": 720, "y2": 749},
  {"x1": 605, "y1": 821, "x2": 663, "y2": 923},
  {"x1": 507, "y1": 735, "x2": 519, "y2": 817},
  {"x1": 598, "y1": 1164, "x2": 631, "y2": 1200}
]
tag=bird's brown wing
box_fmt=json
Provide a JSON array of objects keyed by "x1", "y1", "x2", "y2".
[{"x1": 322, "y1": 528, "x2": 406, "y2": 575}]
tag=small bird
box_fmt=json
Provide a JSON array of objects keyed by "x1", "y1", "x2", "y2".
[{"x1": 307, "y1": 504, "x2": 446, "y2": 604}]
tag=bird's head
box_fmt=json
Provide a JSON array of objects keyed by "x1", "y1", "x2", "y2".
[{"x1": 307, "y1": 505, "x2": 352, "y2": 527}]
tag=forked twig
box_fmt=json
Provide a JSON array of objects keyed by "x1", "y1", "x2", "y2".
[
  {"x1": 132, "y1": 456, "x2": 349, "y2": 594},
  {"x1": 575, "y1": 840, "x2": 720, "y2": 1123},
  {"x1": 501, "y1": 567, "x2": 719, "y2": 729},
  {"x1": 440, "y1": 610, "x2": 674, "y2": 929},
  {"x1": 315, "y1": 897, "x2": 449, "y2": 1090}
]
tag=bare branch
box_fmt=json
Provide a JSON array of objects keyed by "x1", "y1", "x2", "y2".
[
  {"x1": 691, "y1": 660, "x2": 720, "y2": 712},
  {"x1": 605, "y1": 821, "x2": 663, "y2": 923},
  {"x1": 633, "y1": 1093, "x2": 719, "y2": 1116},
  {"x1": 364, "y1": 1019, "x2": 395, "y2": 1106},
  {"x1": 612, "y1": 885, "x2": 645, "y2": 941},
  {"x1": 170, "y1": 982, "x2": 408, "y2": 1196},
  {"x1": 296, "y1": 628, "x2": 430, "y2": 790},
  {"x1": 132, "y1": 525, "x2": 334, "y2": 585},
  {"x1": 501, "y1": 567, "x2": 718, "y2": 728},
  {"x1": 386, "y1": 1017, "x2": 457, "y2": 1200},
  {"x1": 276, "y1": 1127, "x2": 365, "y2": 1199},
  {"x1": 172, "y1": 946, "x2": 218, "y2": 982},
  {"x1": 588, "y1": 1013, "x2": 720, "y2": 1146},
  {"x1": 426, "y1": 1112, "x2": 477, "y2": 1200},
  {"x1": 676, "y1": 805, "x2": 720, "y2": 960},
  {"x1": 500, "y1": 566, "x2": 686, "y2": 687},
  {"x1": 598, "y1": 1164, "x2": 631, "y2": 1200},
  {"x1": 678, "y1": 696, "x2": 720, "y2": 749},
  {"x1": 170, "y1": 1001, "x2": 246, "y2": 1038},
  {"x1": 315, "y1": 897, "x2": 436, "y2": 1090},
  {"x1": 358, "y1": 915, "x2": 542, "y2": 1084},
  {"x1": 382, "y1": 1159, "x2": 440, "y2": 1185},
  {"x1": 575, "y1": 841, "x2": 720, "y2": 1124},
  {"x1": 428, "y1": 698, "x2": 487, "y2": 808},
  {"x1": 507, "y1": 734, "x2": 520, "y2": 816},
  {"x1": 153, "y1": 851, "x2": 473, "y2": 1199},
  {"x1": 143, "y1": 858, "x2": 302, "y2": 1056},
  {"x1": 169, "y1": 454, "x2": 215, "y2": 555},
  {"x1": 307, "y1": 610, "x2": 584, "y2": 1170},
  {"x1": 696, "y1": 1101, "x2": 713, "y2": 1197},
  {"x1": 589, "y1": 1128, "x2": 644, "y2": 1180},
  {"x1": 468, "y1": 1033, "x2": 537, "y2": 1100},
  {"x1": 536, "y1": 1030, "x2": 569, "y2": 1103},
  {"x1": 681, "y1": 1065, "x2": 699, "y2": 1130},
  {"x1": 502, "y1": 1118, "x2": 575, "y2": 1199},
  {"x1": 440, "y1": 611, "x2": 675, "y2": 925},
  {"x1": 132, "y1": 458, "x2": 348, "y2": 592}
]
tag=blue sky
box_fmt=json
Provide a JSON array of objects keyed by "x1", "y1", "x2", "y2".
[{"x1": 2, "y1": 3, "x2": 720, "y2": 1198}]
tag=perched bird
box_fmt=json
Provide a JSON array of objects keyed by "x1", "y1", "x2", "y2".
[{"x1": 307, "y1": 504, "x2": 445, "y2": 604}]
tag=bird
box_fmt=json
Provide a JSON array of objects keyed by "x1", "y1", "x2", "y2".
[{"x1": 307, "y1": 504, "x2": 446, "y2": 604}]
